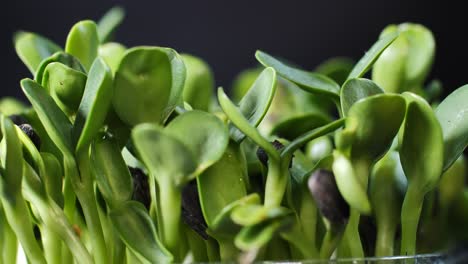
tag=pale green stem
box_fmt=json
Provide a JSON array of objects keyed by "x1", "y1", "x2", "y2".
[
  {"x1": 344, "y1": 209, "x2": 364, "y2": 258},
  {"x1": 42, "y1": 227, "x2": 62, "y2": 264},
  {"x1": 205, "y1": 238, "x2": 220, "y2": 262},
  {"x1": 74, "y1": 152, "x2": 109, "y2": 264},
  {"x1": 375, "y1": 224, "x2": 396, "y2": 257},
  {"x1": 300, "y1": 187, "x2": 318, "y2": 255},
  {"x1": 264, "y1": 158, "x2": 290, "y2": 207},
  {"x1": 320, "y1": 225, "x2": 344, "y2": 259},
  {"x1": 158, "y1": 178, "x2": 182, "y2": 261},
  {"x1": 1, "y1": 210, "x2": 17, "y2": 264},
  {"x1": 1, "y1": 194, "x2": 46, "y2": 264},
  {"x1": 186, "y1": 227, "x2": 208, "y2": 262},
  {"x1": 400, "y1": 184, "x2": 424, "y2": 256}
]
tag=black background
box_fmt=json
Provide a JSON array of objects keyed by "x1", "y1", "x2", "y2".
[{"x1": 2, "y1": 1, "x2": 468, "y2": 101}]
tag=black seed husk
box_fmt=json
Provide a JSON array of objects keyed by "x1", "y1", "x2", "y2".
[
  {"x1": 308, "y1": 169, "x2": 350, "y2": 226},
  {"x1": 256, "y1": 140, "x2": 292, "y2": 167},
  {"x1": 129, "y1": 167, "x2": 151, "y2": 210},
  {"x1": 9, "y1": 114, "x2": 28, "y2": 126},
  {"x1": 19, "y1": 123, "x2": 41, "y2": 149},
  {"x1": 181, "y1": 181, "x2": 209, "y2": 240}
]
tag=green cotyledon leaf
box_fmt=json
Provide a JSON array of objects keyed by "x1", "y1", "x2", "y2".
[
  {"x1": 73, "y1": 58, "x2": 113, "y2": 153},
  {"x1": 181, "y1": 54, "x2": 214, "y2": 111},
  {"x1": 340, "y1": 78, "x2": 384, "y2": 117},
  {"x1": 35, "y1": 52, "x2": 85, "y2": 84},
  {"x1": 345, "y1": 94, "x2": 406, "y2": 162},
  {"x1": 92, "y1": 134, "x2": 133, "y2": 207},
  {"x1": 198, "y1": 142, "x2": 248, "y2": 229},
  {"x1": 98, "y1": 42, "x2": 126, "y2": 73},
  {"x1": 256, "y1": 50, "x2": 340, "y2": 98},
  {"x1": 0, "y1": 115, "x2": 24, "y2": 192},
  {"x1": 110, "y1": 201, "x2": 173, "y2": 263},
  {"x1": 113, "y1": 47, "x2": 185, "y2": 126},
  {"x1": 41, "y1": 62, "x2": 87, "y2": 113},
  {"x1": 435, "y1": 84, "x2": 468, "y2": 171},
  {"x1": 347, "y1": 32, "x2": 398, "y2": 80},
  {"x1": 132, "y1": 123, "x2": 196, "y2": 186},
  {"x1": 332, "y1": 150, "x2": 371, "y2": 214},
  {"x1": 97, "y1": 6, "x2": 125, "y2": 43},
  {"x1": 65, "y1": 20, "x2": 99, "y2": 71},
  {"x1": 400, "y1": 92, "x2": 443, "y2": 192},
  {"x1": 14, "y1": 31, "x2": 62, "y2": 74},
  {"x1": 165, "y1": 111, "x2": 228, "y2": 176},
  {"x1": 21, "y1": 79, "x2": 73, "y2": 154},
  {"x1": 230, "y1": 67, "x2": 277, "y2": 142}
]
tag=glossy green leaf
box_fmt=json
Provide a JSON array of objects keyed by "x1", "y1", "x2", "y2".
[
  {"x1": 73, "y1": 58, "x2": 113, "y2": 153},
  {"x1": 231, "y1": 205, "x2": 292, "y2": 226},
  {"x1": 340, "y1": 78, "x2": 384, "y2": 116},
  {"x1": 92, "y1": 134, "x2": 133, "y2": 207},
  {"x1": 230, "y1": 67, "x2": 277, "y2": 142},
  {"x1": 35, "y1": 52, "x2": 85, "y2": 84},
  {"x1": 332, "y1": 151, "x2": 371, "y2": 214},
  {"x1": 132, "y1": 124, "x2": 196, "y2": 186},
  {"x1": 21, "y1": 79, "x2": 73, "y2": 153},
  {"x1": 231, "y1": 68, "x2": 263, "y2": 101},
  {"x1": 198, "y1": 142, "x2": 248, "y2": 227},
  {"x1": 0, "y1": 116, "x2": 23, "y2": 191},
  {"x1": 65, "y1": 20, "x2": 99, "y2": 71},
  {"x1": 235, "y1": 218, "x2": 291, "y2": 251},
  {"x1": 110, "y1": 201, "x2": 173, "y2": 263},
  {"x1": 41, "y1": 62, "x2": 87, "y2": 112},
  {"x1": 217, "y1": 88, "x2": 278, "y2": 159},
  {"x1": 166, "y1": 110, "x2": 228, "y2": 175},
  {"x1": 113, "y1": 47, "x2": 186, "y2": 126},
  {"x1": 98, "y1": 42, "x2": 126, "y2": 73},
  {"x1": 14, "y1": 31, "x2": 62, "y2": 74},
  {"x1": 181, "y1": 54, "x2": 214, "y2": 111},
  {"x1": 270, "y1": 113, "x2": 330, "y2": 140},
  {"x1": 209, "y1": 194, "x2": 261, "y2": 232},
  {"x1": 256, "y1": 51, "x2": 340, "y2": 98},
  {"x1": 400, "y1": 92, "x2": 443, "y2": 192},
  {"x1": 345, "y1": 94, "x2": 406, "y2": 161},
  {"x1": 97, "y1": 6, "x2": 125, "y2": 43},
  {"x1": 435, "y1": 84, "x2": 468, "y2": 171},
  {"x1": 347, "y1": 32, "x2": 398, "y2": 80},
  {"x1": 372, "y1": 24, "x2": 435, "y2": 93}
]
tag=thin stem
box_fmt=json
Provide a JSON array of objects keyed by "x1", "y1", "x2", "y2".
[
  {"x1": 74, "y1": 152, "x2": 109, "y2": 264},
  {"x1": 158, "y1": 178, "x2": 182, "y2": 261},
  {"x1": 375, "y1": 224, "x2": 396, "y2": 257},
  {"x1": 1, "y1": 210, "x2": 18, "y2": 264},
  {"x1": 0, "y1": 194, "x2": 46, "y2": 264},
  {"x1": 264, "y1": 158, "x2": 290, "y2": 207},
  {"x1": 205, "y1": 238, "x2": 220, "y2": 262},
  {"x1": 300, "y1": 186, "x2": 318, "y2": 253},
  {"x1": 42, "y1": 227, "x2": 62, "y2": 264},
  {"x1": 320, "y1": 225, "x2": 344, "y2": 259},
  {"x1": 400, "y1": 184, "x2": 424, "y2": 256},
  {"x1": 343, "y1": 209, "x2": 364, "y2": 258}
]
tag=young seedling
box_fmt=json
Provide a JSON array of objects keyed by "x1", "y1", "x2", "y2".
[
  {"x1": 399, "y1": 92, "x2": 443, "y2": 256},
  {"x1": 372, "y1": 23, "x2": 435, "y2": 93}
]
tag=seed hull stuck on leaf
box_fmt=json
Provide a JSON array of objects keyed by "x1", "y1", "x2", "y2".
[{"x1": 308, "y1": 169, "x2": 350, "y2": 226}]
